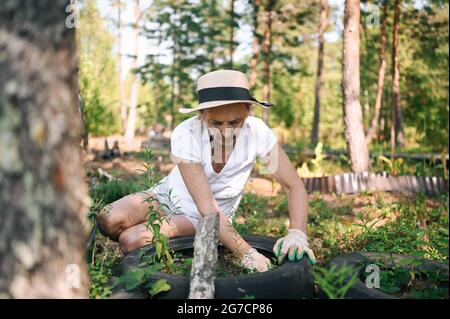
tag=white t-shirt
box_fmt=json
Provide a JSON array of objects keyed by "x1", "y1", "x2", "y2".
[{"x1": 150, "y1": 115, "x2": 278, "y2": 228}]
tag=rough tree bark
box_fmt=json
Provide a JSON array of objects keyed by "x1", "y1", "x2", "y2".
[
  {"x1": 311, "y1": 0, "x2": 328, "y2": 146},
  {"x1": 365, "y1": 0, "x2": 388, "y2": 146},
  {"x1": 188, "y1": 213, "x2": 219, "y2": 299},
  {"x1": 262, "y1": 0, "x2": 273, "y2": 124},
  {"x1": 342, "y1": 0, "x2": 371, "y2": 172},
  {"x1": 391, "y1": 0, "x2": 404, "y2": 148},
  {"x1": 125, "y1": 0, "x2": 141, "y2": 141},
  {"x1": 0, "y1": 0, "x2": 89, "y2": 298}
]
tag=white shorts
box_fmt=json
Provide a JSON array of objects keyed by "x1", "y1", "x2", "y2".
[{"x1": 148, "y1": 177, "x2": 241, "y2": 230}]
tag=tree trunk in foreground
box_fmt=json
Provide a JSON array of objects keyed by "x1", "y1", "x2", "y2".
[
  {"x1": 0, "y1": 0, "x2": 89, "y2": 298},
  {"x1": 342, "y1": 0, "x2": 371, "y2": 172},
  {"x1": 189, "y1": 213, "x2": 219, "y2": 299}
]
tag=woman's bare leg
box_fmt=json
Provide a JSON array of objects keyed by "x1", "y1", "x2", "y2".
[
  {"x1": 97, "y1": 191, "x2": 161, "y2": 241},
  {"x1": 118, "y1": 215, "x2": 196, "y2": 253}
]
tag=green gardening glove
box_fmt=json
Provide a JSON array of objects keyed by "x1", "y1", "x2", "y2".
[{"x1": 273, "y1": 229, "x2": 317, "y2": 265}]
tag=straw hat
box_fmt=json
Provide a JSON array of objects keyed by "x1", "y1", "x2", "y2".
[{"x1": 179, "y1": 70, "x2": 274, "y2": 114}]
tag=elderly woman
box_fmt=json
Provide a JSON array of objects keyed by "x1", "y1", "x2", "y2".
[{"x1": 98, "y1": 70, "x2": 316, "y2": 272}]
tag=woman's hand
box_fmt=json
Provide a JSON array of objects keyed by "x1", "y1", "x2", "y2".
[
  {"x1": 273, "y1": 229, "x2": 316, "y2": 265},
  {"x1": 240, "y1": 248, "x2": 272, "y2": 272}
]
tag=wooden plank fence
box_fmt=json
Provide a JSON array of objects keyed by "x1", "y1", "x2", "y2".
[{"x1": 301, "y1": 172, "x2": 449, "y2": 195}]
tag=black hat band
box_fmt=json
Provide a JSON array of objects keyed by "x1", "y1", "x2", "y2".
[{"x1": 197, "y1": 87, "x2": 273, "y2": 107}]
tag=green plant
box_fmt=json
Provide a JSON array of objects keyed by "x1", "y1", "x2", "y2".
[
  {"x1": 113, "y1": 148, "x2": 178, "y2": 297},
  {"x1": 112, "y1": 264, "x2": 171, "y2": 297},
  {"x1": 376, "y1": 155, "x2": 406, "y2": 175},
  {"x1": 88, "y1": 197, "x2": 105, "y2": 223},
  {"x1": 308, "y1": 198, "x2": 335, "y2": 225},
  {"x1": 312, "y1": 264, "x2": 359, "y2": 299},
  {"x1": 348, "y1": 194, "x2": 449, "y2": 262},
  {"x1": 88, "y1": 238, "x2": 122, "y2": 299},
  {"x1": 361, "y1": 261, "x2": 449, "y2": 299},
  {"x1": 137, "y1": 148, "x2": 176, "y2": 267},
  {"x1": 237, "y1": 193, "x2": 269, "y2": 217},
  {"x1": 296, "y1": 142, "x2": 326, "y2": 177},
  {"x1": 353, "y1": 212, "x2": 385, "y2": 237},
  {"x1": 233, "y1": 193, "x2": 288, "y2": 237}
]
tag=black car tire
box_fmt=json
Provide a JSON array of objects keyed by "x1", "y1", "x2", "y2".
[{"x1": 117, "y1": 235, "x2": 316, "y2": 299}]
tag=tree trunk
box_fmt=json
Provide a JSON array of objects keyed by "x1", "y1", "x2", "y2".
[
  {"x1": 117, "y1": 0, "x2": 127, "y2": 134},
  {"x1": 342, "y1": 0, "x2": 370, "y2": 172},
  {"x1": 249, "y1": 0, "x2": 261, "y2": 90},
  {"x1": 155, "y1": 81, "x2": 161, "y2": 122},
  {"x1": 366, "y1": 0, "x2": 388, "y2": 146},
  {"x1": 390, "y1": 103, "x2": 396, "y2": 158},
  {"x1": 169, "y1": 45, "x2": 177, "y2": 130},
  {"x1": 229, "y1": 0, "x2": 235, "y2": 69},
  {"x1": 311, "y1": 0, "x2": 328, "y2": 146},
  {"x1": 169, "y1": 73, "x2": 176, "y2": 130},
  {"x1": 392, "y1": 0, "x2": 404, "y2": 147},
  {"x1": 125, "y1": 0, "x2": 141, "y2": 141},
  {"x1": 188, "y1": 213, "x2": 219, "y2": 299},
  {"x1": 262, "y1": 0, "x2": 273, "y2": 124},
  {"x1": 0, "y1": 0, "x2": 89, "y2": 298},
  {"x1": 78, "y1": 95, "x2": 89, "y2": 150}
]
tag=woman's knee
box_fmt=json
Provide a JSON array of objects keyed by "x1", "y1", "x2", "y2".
[
  {"x1": 118, "y1": 216, "x2": 195, "y2": 254},
  {"x1": 97, "y1": 202, "x2": 128, "y2": 241},
  {"x1": 119, "y1": 224, "x2": 152, "y2": 254},
  {"x1": 97, "y1": 191, "x2": 167, "y2": 241},
  {"x1": 168, "y1": 215, "x2": 197, "y2": 237}
]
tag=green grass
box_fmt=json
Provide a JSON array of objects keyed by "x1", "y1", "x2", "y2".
[
  {"x1": 87, "y1": 176, "x2": 146, "y2": 298},
  {"x1": 88, "y1": 235, "x2": 122, "y2": 299},
  {"x1": 361, "y1": 261, "x2": 449, "y2": 299},
  {"x1": 89, "y1": 179, "x2": 143, "y2": 205}
]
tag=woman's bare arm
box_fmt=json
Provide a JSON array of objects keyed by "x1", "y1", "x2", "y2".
[
  {"x1": 265, "y1": 143, "x2": 308, "y2": 232},
  {"x1": 177, "y1": 161, "x2": 252, "y2": 258}
]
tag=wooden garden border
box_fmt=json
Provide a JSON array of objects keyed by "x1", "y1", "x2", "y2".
[{"x1": 300, "y1": 172, "x2": 448, "y2": 195}]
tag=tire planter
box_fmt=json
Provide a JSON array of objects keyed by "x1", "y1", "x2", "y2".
[
  {"x1": 320, "y1": 252, "x2": 449, "y2": 299},
  {"x1": 117, "y1": 235, "x2": 315, "y2": 299}
]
